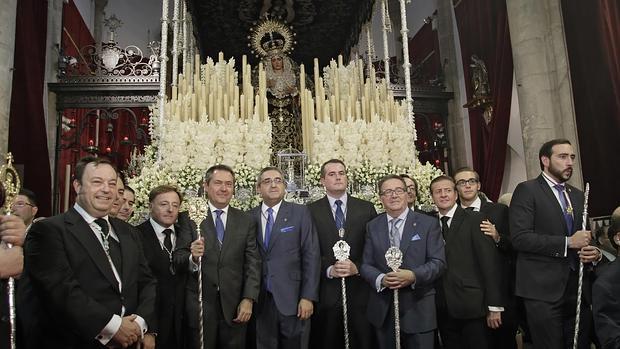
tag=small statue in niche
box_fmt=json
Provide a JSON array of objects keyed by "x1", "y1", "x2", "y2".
[{"x1": 470, "y1": 54, "x2": 490, "y2": 98}]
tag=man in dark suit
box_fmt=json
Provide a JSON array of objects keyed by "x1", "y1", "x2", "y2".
[
  {"x1": 430, "y1": 175, "x2": 503, "y2": 349},
  {"x1": 249, "y1": 166, "x2": 320, "y2": 349},
  {"x1": 308, "y1": 159, "x2": 377, "y2": 349},
  {"x1": 592, "y1": 221, "x2": 620, "y2": 349},
  {"x1": 510, "y1": 139, "x2": 602, "y2": 349},
  {"x1": 136, "y1": 185, "x2": 187, "y2": 348},
  {"x1": 361, "y1": 174, "x2": 446, "y2": 349},
  {"x1": 454, "y1": 167, "x2": 517, "y2": 348},
  {"x1": 22, "y1": 156, "x2": 157, "y2": 348},
  {"x1": 175, "y1": 164, "x2": 261, "y2": 349}
]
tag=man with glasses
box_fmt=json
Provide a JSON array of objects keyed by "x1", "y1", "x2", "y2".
[
  {"x1": 175, "y1": 164, "x2": 261, "y2": 349},
  {"x1": 137, "y1": 185, "x2": 188, "y2": 348},
  {"x1": 400, "y1": 174, "x2": 419, "y2": 209},
  {"x1": 249, "y1": 166, "x2": 320, "y2": 349},
  {"x1": 430, "y1": 175, "x2": 503, "y2": 349},
  {"x1": 361, "y1": 175, "x2": 445, "y2": 349},
  {"x1": 453, "y1": 167, "x2": 517, "y2": 348},
  {"x1": 309, "y1": 159, "x2": 378, "y2": 349},
  {"x1": 11, "y1": 188, "x2": 39, "y2": 228}
]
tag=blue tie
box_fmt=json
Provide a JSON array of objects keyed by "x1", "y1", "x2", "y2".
[
  {"x1": 335, "y1": 199, "x2": 345, "y2": 230},
  {"x1": 265, "y1": 207, "x2": 274, "y2": 248},
  {"x1": 214, "y1": 209, "x2": 225, "y2": 245},
  {"x1": 553, "y1": 184, "x2": 574, "y2": 236}
]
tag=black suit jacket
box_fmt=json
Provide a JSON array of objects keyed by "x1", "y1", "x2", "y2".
[
  {"x1": 593, "y1": 261, "x2": 620, "y2": 349},
  {"x1": 174, "y1": 206, "x2": 261, "y2": 327},
  {"x1": 439, "y1": 206, "x2": 503, "y2": 319},
  {"x1": 136, "y1": 216, "x2": 187, "y2": 347},
  {"x1": 478, "y1": 198, "x2": 516, "y2": 297},
  {"x1": 510, "y1": 174, "x2": 585, "y2": 302},
  {"x1": 307, "y1": 195, "x2": 377, "y2": 309},
  {"x1": 22, "y1": 208, "x2": 157, "y2": 349}
]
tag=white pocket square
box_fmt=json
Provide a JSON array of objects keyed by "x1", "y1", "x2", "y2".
[{"x1": 411, "y1": 234, "x2": 421, "y2": 241}]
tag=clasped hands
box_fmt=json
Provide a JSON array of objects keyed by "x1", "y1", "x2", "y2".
[
  {"x1": 381, "y1": 269, "x2": 416, "y2": 289},
  {"x1": 568, "y1": 230, "x2": 601, "y2": 263},
  {"x1": 329, "y1": 259, "x2": 358, "y2": 278},
  {"x1": 109, "y1": 315, "x2": 146, "y2": 348}
]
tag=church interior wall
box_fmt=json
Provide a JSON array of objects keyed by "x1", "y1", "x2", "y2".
[{"x1": 0, "y1": 0, "x2": 18, "y2": 156}]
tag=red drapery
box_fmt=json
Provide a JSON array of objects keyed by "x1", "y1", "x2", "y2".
[
  {"x1": 454, "y1": 0, "x2": 513, "y2": 201},
  {"x1": 561, "y1": 0, "x2": 620, "y2": 216},
  {"x1": 8, "y1": 0, "x2": 51, "y2": 216}
]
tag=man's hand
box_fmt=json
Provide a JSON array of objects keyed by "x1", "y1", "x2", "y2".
[
  {"x1": 141, "y1": 333, "x2": 156, "y2": 349},
  {"x1": 297, "y1": 298, "x2": 313, "y2": 320},
  {"x1": 579, "y1": 245, "x2": 601, "y2": 264},
  {"x1": 568, "y1": 230, "x2": 591, "y2": 249},
  {"x1": 190, "y1": 237, "x2": 204, "y2": 263},
  {"x1": 0, "y1": 215, "x2": 27, "y2": 246},
  {"x1": 233, "y1": 298, "x2": 253, "y2": 323},
  {"x1": 330, "y1": 259, "x2": 358, "y2": 278},
  {"x1": 480, "y1": 220, "x2": 500, "y2": 243},
  {"x1": 111, "y1": 315, "x2": 141, "y2": 348},
  {"x1": 486, "y1": 311, "x2": 502, "y2": 329},
  {"x1": 382, "y1": 269, "x2": 415, "y2": 289}
]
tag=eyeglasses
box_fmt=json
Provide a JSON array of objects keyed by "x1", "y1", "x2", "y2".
[
  {"x1": 261, "y1": 177, "x2": 284, "y2": 185},
  {"x1": 12, "y1": 201, "x2": 34, "y2": 208},
  {"x1": 406, "y1": 185, "x2": 416, "y2": 192},
  {"x1": 456, "y1": 178, "x2": 479, "y2": 187},
  {"x1": 380, "y1": 187, "x2": 407, "y2": 197}
]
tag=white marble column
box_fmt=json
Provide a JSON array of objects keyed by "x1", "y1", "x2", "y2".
[
  {"x1": 0, "y1": 0, "x2": 18, "y2": 155},
  {"x1": 507, "y1": 0, "x2": 583, "y2": 187},
  {"x1": 435, "y1": 0, "x2": 472, "y2": 170}
]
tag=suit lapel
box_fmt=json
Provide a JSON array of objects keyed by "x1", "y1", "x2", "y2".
[
  {"x1": 112, "y1": 220, "x2": 133, "y2": 289},
  {"x1": 268, "y1": 201, "x2": 290, "y2": 253},
  {"x1": 399, "y1": 209, "x2": 416, "y2": 253},
  {"x1": 448, "y1": 207, "x2": 466, "y2": 240},
  {"x1": 200, "y1": 209, "x2": 220, "y2": 254},
  {"x1": 318, "y1": 196, "x2": 340, "y2": 237},
  {"x1": 377, "y1": 214, "x2": 391, "y2": 253},
  {"x1": 252, "y1": 207, "x2": 267, "y2": 250},
  {"x1": 536, "y1": 175, "x2": 568, "y2": 233},
  {"x1": 65, "y1": 209, "x2": 120, "y2": 293}
]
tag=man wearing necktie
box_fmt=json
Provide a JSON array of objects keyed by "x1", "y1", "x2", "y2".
[
  {"x1": 454, "y1": 167, "x2": 517, "y2": 349},
  {"x1": 510, "y1": 139, "x2": 601, "y2": 349},
  {"x1": 22, "y1": 156, "x2": 156, "y2": 348},
  {"x1": 308, "y1": 159, "x2": 378, "y2": 349},
  {"x1": 361, "y1": 175, "x2": 445, "y2": 349},
  {"x1": 430, "y1": 175, "x2": 504, "y2": 349},
  {"x1": 249, "y1": 166, "x2": 320, "y2": 349},
  {"x1": 137, "y1": 185, "x2": 188, "y2": 348},
  {"x1": 175, "y1": 164, "x2": 261, "y2": 349}
]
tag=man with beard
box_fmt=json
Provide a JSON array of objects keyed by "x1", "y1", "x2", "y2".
[{"x1": 510, "y1": 139, "x2": 602, "y2": 349}]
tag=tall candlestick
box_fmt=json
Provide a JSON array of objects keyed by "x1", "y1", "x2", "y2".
[{"x1": 64, "y1": 164, "x2": 71, "y2": 212}]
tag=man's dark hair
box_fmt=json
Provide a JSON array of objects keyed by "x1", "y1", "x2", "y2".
[
  {"x1": 320, "y1": 159, "x2": 347, "y2": 178},
  {"x1": 256, "y1": 166, "x2": 285, "y2": 186},
  {"x1": 429, "y1": 175, "x2": 456, "y2": 194},
  {"x1": 148, "y1": 185, "x2": 183, "y2": 204},
  {"x1": 399, "y1": 174, "x2": 419, "y2": 198},
  {"x1": 608, "y1": 220, "x2": 620, "y2": 251},
  {"x1": 124, "y1": 185, "x2": 135, "y2": 195},
  {"x1": 18, "y1": 188, "x2": 38, "y2": 207},
  {"x1": 73, "y1": 156, "x2": 117, "y2": 184},
  {"x1": 377, "y1": 174, "x2": 407, "y2": 193},
  {"x1": 205, "y1": 164, "x2": 235, "y2": 185},
  {"x1": 538, "y1": 138, "x2": 571, "y2": 170},
  {"x1": 452, "y1": 166, "x2": 480, "y2": 180}
]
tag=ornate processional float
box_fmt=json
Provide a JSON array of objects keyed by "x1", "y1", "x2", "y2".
[{"x1": 127, "y1": 13, "x2": 443, "y2": 221}]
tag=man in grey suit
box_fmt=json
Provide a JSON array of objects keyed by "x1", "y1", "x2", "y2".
[
  {"x1": 249, "y1": 166, "x2": 320, "y2": 349},
  {"x1": 174, "y1": 164, "x2": 262, "y2": 349},
  {"x1": 361, "y1": 174, "x2": 446, "y2": 349}
]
